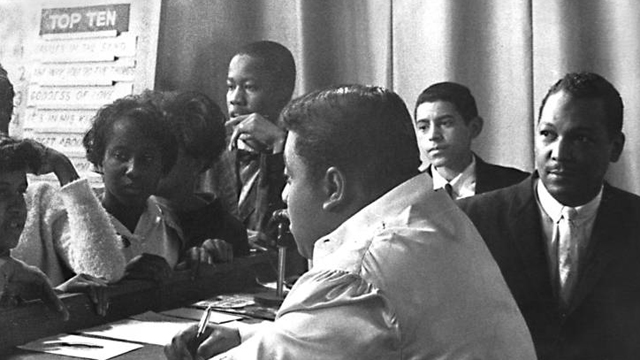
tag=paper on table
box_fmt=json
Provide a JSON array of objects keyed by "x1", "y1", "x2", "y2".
[
  {"x1": 194, "y1": 293, "x2": 256, "y2": 309},
  {"x1": 18, "y1": 333, "x2": 142, "y2": 360},
  {"x1": 161, "y1": 307, "x2": 242, "y2": 324},
  {"x1": 80, "y1": 312, "x2": 193, "y2": 346}
]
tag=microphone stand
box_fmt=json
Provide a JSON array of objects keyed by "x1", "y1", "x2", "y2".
[{"x1": 254, "y1": 210, "x2": 290, "y2": 307}]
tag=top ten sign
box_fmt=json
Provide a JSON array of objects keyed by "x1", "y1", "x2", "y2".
[{"x1": 40, "y1": 4, "x2": 130, "y2": 35}]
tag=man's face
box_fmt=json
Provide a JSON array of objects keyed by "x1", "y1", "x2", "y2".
[
  {"x1": 282, "y1": 133, "x2": 328, "y2": 259},
  {"x1": 414, "y1": 101, "x2": 478, "y2": 173},
  {"x1": 535, "y1": 90, "x2": 624, "y2": 206},
  {"x1": 226, "y1": 54, "x2": 280, "y2": 121},
  {"x1": 0, "y1": 170, "x2": 27, "y2": 255}
]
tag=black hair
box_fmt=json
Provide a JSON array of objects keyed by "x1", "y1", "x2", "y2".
[
  {"x1": 414, "y1": 82, "x2": 478, "y2": 123},
  {"x1": 235, "y1": 40, "x2": 296, "y2": 102},
  {"x1": 161, "y1": 90, "x2": 226, "y2": 165},
  {"x1": 0, "y1": 63, "x2": 15, "y2": 116},
  {"x1": 280, "y1": 84, "x2": 420, "y2": 196},
  {"x1": 538, "y1": 72, "x2": 623, "y2": 138},
  {"x1": 0, "y1": 134, "x2": 41, "y2": 172},
  {"x1": 82, "y1": 93, "x2": 178, "y2": 174}
]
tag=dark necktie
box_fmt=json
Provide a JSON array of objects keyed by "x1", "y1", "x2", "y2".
[{"x1": 444, "y1": 183, "x2": 454, "y2": 198}]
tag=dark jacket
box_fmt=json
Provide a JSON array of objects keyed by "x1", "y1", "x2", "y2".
[
  {"x1": 457, "y1": 174, "x2": 640, "y2": 360},
  {"x1": 425, "y1": 154, "x2": 529, "y2": 195}
]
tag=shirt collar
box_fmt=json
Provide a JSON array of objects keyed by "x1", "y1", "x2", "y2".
[
  {"x1": 535, "y1": 179, "x2": 602, "y2": 224},
  {"x1": 431, "y1": 155, "x2": 477, "y2": 197},
  {"x1": 109, "y1": 195, "x2": 184, "y2": 245},
  {"x1": 313, "y1": 172, "x2": 436, "y2": 264}
]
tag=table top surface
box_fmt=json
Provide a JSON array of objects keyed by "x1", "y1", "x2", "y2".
[{"x1": 1, "y1": 252, "x2": 286, "y2": 359}]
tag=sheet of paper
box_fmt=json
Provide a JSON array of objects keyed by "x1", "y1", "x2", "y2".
[
  {"x1": 80, "y1": 313, "x2": 193, "y2": 346},
  {"x1": 18, "y1": 333, "x2": 142, "y2": 360},
  {"x1": 194, "y1": 294, "x2": 256, "y2": 309}
]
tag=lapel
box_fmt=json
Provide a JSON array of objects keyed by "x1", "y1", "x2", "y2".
[
  {"x1": 567, "y1": 184, "x2": 627, "y2": 313},
  {"x1": 474, "y1": 155, "x2": 490, "y2": 194},
  {"x1": 506, "y1": 175, "x2": 556, "y2": 300}
]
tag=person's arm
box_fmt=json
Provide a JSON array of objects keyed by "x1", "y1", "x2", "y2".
[
  {"x1": 0, "y1": 256, "x2": 69, "y2": 320},
  {"x1": 23, "y1": 139, "x2": 79, "y2": 186},
  {"x1": 53, "y1": 179, "x2": 126, "y2": 283},
  {"x1": 255, "y1": 152, "x2": 286, "y2": 240},
  {"x1": 165, "y1": 270, "x2": 401, "y2": 360}
]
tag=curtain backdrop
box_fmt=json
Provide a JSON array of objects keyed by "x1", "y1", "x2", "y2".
[{"x1": 157, "y1": 0, "x2": 639, "y2": 195}]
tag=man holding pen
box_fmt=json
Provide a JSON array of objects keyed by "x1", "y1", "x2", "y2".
[{"x1": 165, "y1": 85, "x2": 536, "y2": 359}]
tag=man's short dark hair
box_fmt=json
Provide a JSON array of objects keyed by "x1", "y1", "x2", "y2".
[
  {"x1": 280, "y1": 84, "x2": 420, "y2": 196},
  {"x1": 414, "y1": 82, "x2": 478, "y2": 123},
  {"x1": 83, "y1": 93, "x2": 178, "y2": 174},
  {"x1": 236, "y1": 40, "x2": 296, "y2": 101},
  {"x1": 161, "y1": 90, "x2": 226, "y2": 166},
  {"x1": 538, "y1": 72, "x2": 623, "y2": 138},
  {"x1": 0, "y1": 134, "x2": 41, "y2": 172}
]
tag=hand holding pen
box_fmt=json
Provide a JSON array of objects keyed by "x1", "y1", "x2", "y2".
[{"x1": 164, "y1": 306, "x2": 242, "y2": 360}]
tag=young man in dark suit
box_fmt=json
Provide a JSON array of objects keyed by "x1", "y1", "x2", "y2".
[
  {"x1": 458, "y1": 72, "x2": 640, "y2": 360},
  {"x1": 414, "y1": 82, "x2": 528, "y2": 199}
]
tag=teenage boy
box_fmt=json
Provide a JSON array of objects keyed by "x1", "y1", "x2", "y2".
[
  {"x1": 222, "y1": 41, "x2": 295, "y2": 243},
  {"x1": 414, "y1": 82, "x2": 528, "y2": 199}
]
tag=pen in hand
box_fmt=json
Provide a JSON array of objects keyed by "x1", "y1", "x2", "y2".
[
  {"x1": 196, "y1": 305, "x2": 213, "y2": 341},
  {"x1": 190, "y1": 305, "x2": 212, "y2": 357}
]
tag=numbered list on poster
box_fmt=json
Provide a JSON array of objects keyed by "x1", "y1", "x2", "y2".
[{"x1": 24, "y1": 4, "x2": 136, "y2": 181}]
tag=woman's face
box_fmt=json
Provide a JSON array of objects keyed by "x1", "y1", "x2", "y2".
[
  {"x1": 101, "y1": 117, "x2": 164, "y2": 209},
  {"x1": 0, "y1": 170, "x2": 27, "y2": 255}
]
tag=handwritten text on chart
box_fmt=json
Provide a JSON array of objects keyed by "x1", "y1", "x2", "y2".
[
  {"x1": 35, "y1": 34, "x2": 137, "y2": 62},
  {"x1": 27, "y1": 83, "x2": 133, "y2": 108},
  {"x1": 24, "y1": 109, "x2": 95, "y2": 132},
  {"x1": 31, "y1": 59, "x2": 136, "y2": 85},
  {"x1": 23, "y1": 132, "x2": 86, "y2": 153},
  {"x1": 40, "y1": 4, "x2": 130, "y2": 35}
]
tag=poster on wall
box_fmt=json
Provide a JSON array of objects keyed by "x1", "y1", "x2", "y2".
[{"x1": 0, "y1": 0, "x2": 161, "y2": 184}]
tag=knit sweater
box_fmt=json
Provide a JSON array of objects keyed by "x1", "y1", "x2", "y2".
[{"x1": 13, "y1": 179, "x2": 183, "y2": 286}]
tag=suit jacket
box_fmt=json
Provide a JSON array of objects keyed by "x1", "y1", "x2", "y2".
[
  {"x1": 457, "y1": 174, "x2": 640, "y2": 360},
  {"x1": 425, "y1": 154, "x2": 529, "y2": 195}
]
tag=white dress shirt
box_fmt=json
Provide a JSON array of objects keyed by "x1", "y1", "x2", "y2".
[
  {"x1": 430, "y1": 155, "x2": 477, "y2": 199},
  {"x1": 535, "y1": 179, "x2": 601, "y2": 300},
  {"x1": 214, "y1": 173, "x2": 536, "y2": 360}
]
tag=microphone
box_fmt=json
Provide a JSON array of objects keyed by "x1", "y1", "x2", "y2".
[{"x1": 254, "y1": 209, "x2": 291, "y2": 306}]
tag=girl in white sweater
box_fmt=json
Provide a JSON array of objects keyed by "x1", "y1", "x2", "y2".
[{"x1": 14, "y1": 94, "x2": 184, "y2": 313}]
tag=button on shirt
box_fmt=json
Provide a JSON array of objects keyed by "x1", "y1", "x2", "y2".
[
  {"x1": 215, "y1": 173, "x2": 536, "y2": 360},
  {"x1": 535, "y1": 179, "x2": 601, "y2": 302},
  {"x1": 430, "y1": 155, "x2": 477, "y2": 199}
]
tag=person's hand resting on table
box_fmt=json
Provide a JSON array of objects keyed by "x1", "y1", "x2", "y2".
[
  {"x1": 0, "y1": 256, "x2": 69, "y2": 320},
  {"x1": 176, "y1": 238, "x2": 234, "y2": 280},
  {"x1": 56, "y1": 273, "x2": 109, "y2": 316}
]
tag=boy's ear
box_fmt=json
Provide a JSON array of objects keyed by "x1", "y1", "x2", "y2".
[
  {"x1": 322, "y1": 166, "x2": 347, "y2": 211},
  {"x1": 469, "y1": 116, "x2": 484, "y2": 139}
]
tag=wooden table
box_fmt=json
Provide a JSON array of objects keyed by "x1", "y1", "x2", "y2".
[{"x1": 0, "y1": 252, "x2": 280, "y2": 357}]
